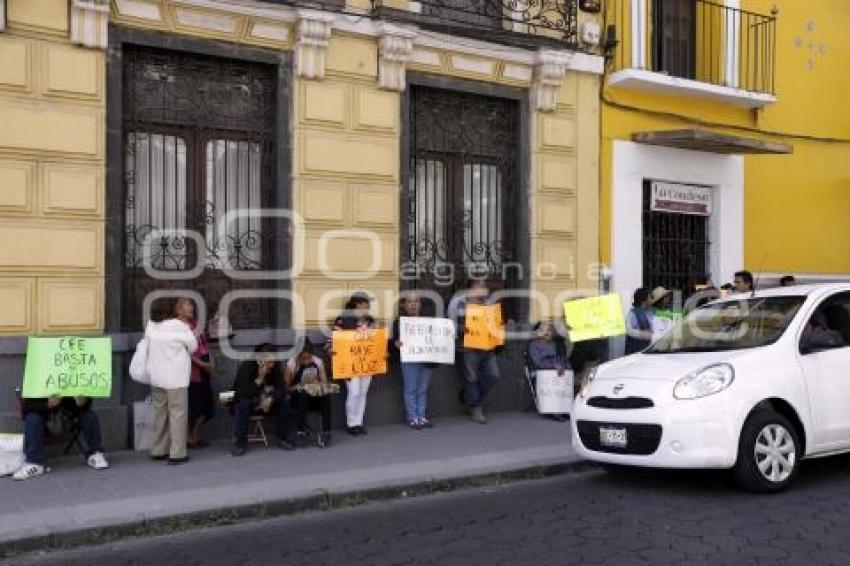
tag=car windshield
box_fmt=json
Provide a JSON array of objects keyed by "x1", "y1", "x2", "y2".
[{"x1": 646, "y1": 296, "x2": 806, "y2": 354}]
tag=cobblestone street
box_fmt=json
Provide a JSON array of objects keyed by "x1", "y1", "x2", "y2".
[{"x1": 15, "y1": 454, "x2": 850, "y2": 566}]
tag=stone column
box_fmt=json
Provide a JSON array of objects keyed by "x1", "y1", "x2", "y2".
[
  {"x1": 69, "y1": 0, "x2": 110, "y2": 49},
  {"x1": 378, "y1": 24, "x2": 417, "y2": 92},
  {"x1": 296, "y1": 10, "x2": 337, "y2": 80},
  {"x1": 533, "y1": 49, "x2": 571, "y2": 112}
]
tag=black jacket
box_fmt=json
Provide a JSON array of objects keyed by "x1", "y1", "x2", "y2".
[{"x1": 232, "y1": 360, "x2": 285, "y2": 403}]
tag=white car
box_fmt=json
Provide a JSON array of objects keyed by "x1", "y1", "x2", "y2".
[{"x1": 571, "y1": 283, "x2": 850, "y2": 492}]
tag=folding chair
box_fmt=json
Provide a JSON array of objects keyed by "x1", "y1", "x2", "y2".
[
  {"x1": 523, "y1": 346, "x2": 542, "y2": 413},
  {"x1": 13, "y1": 388, "x2": 85, "y2": 456},
  {"x1": 248, "y1": 415, "x2": 269, "y2": 447}
]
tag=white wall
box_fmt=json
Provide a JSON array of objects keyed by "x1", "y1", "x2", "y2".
[{"x1": 610, "y1": 140, "x2": 744, "y2": 316}]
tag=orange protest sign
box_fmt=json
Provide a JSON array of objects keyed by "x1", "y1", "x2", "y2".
[
  {"x1": 331, "y1": 328, "x2": 388, "y2": 380},
  {"x1": 463, "y1": 304, "x2": 505, "y2": 351}
]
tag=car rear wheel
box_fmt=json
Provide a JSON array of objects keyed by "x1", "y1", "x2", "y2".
[{"x1": 733, "y1": 410, "x2": 800, "y2": 493}]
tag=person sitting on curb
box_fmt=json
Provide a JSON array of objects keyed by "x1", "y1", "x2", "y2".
[
  {"x1": 13, "y1": 396, "x2": 108, "y2": 480},
  {"x1": 230, "y1": 343, "x2": 296, "y2": 457}
]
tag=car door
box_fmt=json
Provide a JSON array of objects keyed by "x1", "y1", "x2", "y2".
[{"x1": 799, "y1": 292, "x2": 850, "y2": 450}]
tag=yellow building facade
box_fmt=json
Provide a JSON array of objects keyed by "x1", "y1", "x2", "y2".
[
  {"x1": 600, "y1": 0, "x2": 850, "y2": 314},
  {"x1": 0, "y1": 0, "x2": 609, "y2": 433}
]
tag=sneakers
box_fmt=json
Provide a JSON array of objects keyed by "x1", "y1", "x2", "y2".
[
  {"x1": 13, "y1": 463, "x2": 46, "y2": 481},
  {"x1": 87, "y1": 452, "x2": 109, "y2": 470},
  {"x1": 230, "y1": 444, "x2": 247, "y2": 457},
  {"x1": 419, "y1": 418, "x2": 434, "y2": 429},
  {"x1": 408, "y1": 420, "x2": 422, "y2": 430},
  {"x1": 470, "y1": 406, "x2": 488, "y2": 424}
]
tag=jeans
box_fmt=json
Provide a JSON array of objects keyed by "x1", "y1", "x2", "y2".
[
  {"x1": 401, "y1": 363, "x2": 433, "y2": 422},
  {"x1": 23, "y1": 409, "x2": 103, "y2": 465},
  {"x1": 292, "y1": 392, "x2": 332, "y2": 433},
  {"x1": 232, "y1": 397, "x2": 295, "y2": 447},
  {"x1": 458, "y1": 350, "x2": 500, "y2": 408}
]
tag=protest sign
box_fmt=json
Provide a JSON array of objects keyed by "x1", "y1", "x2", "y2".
[
  {"x1": 399, "y1": 317, "x2": 455, "y2": 364},
  {"x1": 652, "y1": 309, "x2": 683, "y2": 340},
  {"x1": 463, "y1": 304, "x2": 505, "y2": 351},
  {"x1": 332, "y1": 328, "x2": 388, "y2": 379},
  {"x1": 563, "y1": 294, "x2": 626, "y2": 342},
  {"x1": 535, "y1": 370, "x2": 574, "y2": 415},
  {"x1": 22, "y1": 337, "x2": 112, "y2": 398}
]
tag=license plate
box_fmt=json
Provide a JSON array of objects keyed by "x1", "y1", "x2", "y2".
[{"x1": 599, "y1": 426, "x2": 627, "y2": 448}]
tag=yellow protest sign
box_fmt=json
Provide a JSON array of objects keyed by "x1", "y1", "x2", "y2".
[
  {"x1": 331, "y1": 328, "x2": 388, "y2": 379},
  {"x1": 463, "y1": 304, "x2": 505, "y2": 351},
  {"x1": 563, "y1": 294, "x2": 626, "y2": 342}
]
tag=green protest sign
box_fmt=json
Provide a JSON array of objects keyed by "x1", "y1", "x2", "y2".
[{"x1": 22, "y1": 337, "x2": 112, "y2": 398}]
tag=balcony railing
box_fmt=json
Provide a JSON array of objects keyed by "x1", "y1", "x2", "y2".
[
  {"x1": 607, "y1": 0, "x2": 776, "y2": 94},
  {"x1": 373, "y1": 0, "x2": 580, "y2": 48}
]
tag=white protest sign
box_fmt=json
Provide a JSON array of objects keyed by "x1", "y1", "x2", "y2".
[
  {"x1": 535, "y1": 370, "x2": 574, "y2": 415},
  {"x1": 399, "y1": 317, "x2": 455, "y2": 364}
]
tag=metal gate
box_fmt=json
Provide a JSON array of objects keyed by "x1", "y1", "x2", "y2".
[
  {"x1": 642, "y1": 180, "x2": 710, "y2": 297},
  {"x1": 404, "y1": 85, "x2": 519, "y2": 314},
  {"x1": 121, "y1": 45, "x2": 279, "y2": 329}
]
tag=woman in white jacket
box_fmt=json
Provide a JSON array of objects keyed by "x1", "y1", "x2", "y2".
[{"x1": 146, "y1": 298, "x2": 198, "y2": 464}]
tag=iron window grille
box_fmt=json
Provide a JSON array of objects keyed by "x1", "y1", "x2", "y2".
[
  {"x1": 404, "y1": 85, "x2": 521, "y2": 316},
  {"x1": 121, "y1": 45, "x2": 281, "y2": 330}
]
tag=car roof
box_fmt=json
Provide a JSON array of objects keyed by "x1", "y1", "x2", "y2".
[{"x1": 720, "y1": 282, "x2": 850, "y2": 301}]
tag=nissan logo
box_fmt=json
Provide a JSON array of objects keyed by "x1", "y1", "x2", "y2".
[{"x1": 612, "y1": 384, "x2": 624, "y2": 396}]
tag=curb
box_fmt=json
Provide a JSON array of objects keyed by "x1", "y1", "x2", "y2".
[{"x1": 0, "y1": 459, "x2": 594, "y2": 559}]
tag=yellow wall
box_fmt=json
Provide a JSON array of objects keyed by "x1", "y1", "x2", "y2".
[
  {"x1": 0, "y1": 0, "x2": 600, "y2": 333},
  {"x1": 600, "y1": 0, "x2": 850, "y2": 275},
  {"x1": 0, "y1": 0, "x2": 105, "y2": 335}
]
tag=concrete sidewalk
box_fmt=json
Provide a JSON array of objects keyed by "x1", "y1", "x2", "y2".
[{"x1": 0, "y1": 412, "x2": 582, "y2": 555}]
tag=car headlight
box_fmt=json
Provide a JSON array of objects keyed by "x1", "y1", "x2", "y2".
[
  {"x1": 673, "y1": 363, "x2": 735, "y2": 400},
  {"x1": 578, "y1": 366, "x2": 599, "y2": 399}
]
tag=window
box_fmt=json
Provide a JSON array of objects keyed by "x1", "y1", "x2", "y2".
[
  {"x1": 406, "y1": 86, "x2": 519, "y2": 313},
  {"x1": 642, "y1": 179, "x2": 710, "y2": 298},
  {"x1": 652, "y1": 0, "x2": 696, "y2": 79},
  {"x1": 801, "y1": 293, "x2": 850, "y2": 353},
  {"x1": 121, "y1": 45, "x2": 278, "y2": 330}
]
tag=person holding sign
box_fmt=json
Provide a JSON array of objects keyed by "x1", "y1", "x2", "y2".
[
  {"x1": 527, "y1": 320, "x2": 572, "y2": 422},
  {"x1": 625, "y1": 288, "x2": 655, "y2": 355},
  {"x1": 145, "y1": 298, "x2": 198, "y2": 465},
  {"x1": 330, "y1": 293, "x2": 378, "y2": 436},
  {"x1": 390, "y1": 293, "x2": 438, "y2": 430},
  {"x1": 447, "y1": 279, "x2": 504, "y2": 424},
  {"x1": 285, "y1": 340, "x2": 333, "y2": 448},
  {"x1": 13, "y1": 396, "x2": 108, "y2": 480}
]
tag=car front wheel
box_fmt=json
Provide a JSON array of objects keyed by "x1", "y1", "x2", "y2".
[{"x1": 733, "y1": 410, "x2": 801, "y2": 493}]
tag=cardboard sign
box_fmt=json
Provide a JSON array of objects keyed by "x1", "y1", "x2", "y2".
[
  {"x1": 399, "y1": 317, "x2": 455, "y2": 364},
  {"x1": 332, "y1": 328, "x2": 388, "y2": 379},
  {"x1": 535, "y1": 369, "x2": 574, "y2": 415},
  {"x1": 652, "y1": 309, "x2": 683, "y2": 340},
  {"x1": 563, "y1": 294, "x2": 626, "y2": 342},
  {"x1": 463, "y1": 304, "x2": 505, "y2": 351},
  {"x1": 22, "y1": 337, "x2": 112, "y2": 398}
]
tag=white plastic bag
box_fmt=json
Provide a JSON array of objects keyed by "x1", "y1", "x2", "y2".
[
  {"x1": 129, "y1": 336, "x2": 150, "y2": 384},
  {"x1": 0, "y1": 433, "x2": 24, "y2": 476},
  {"x1": 535, "y1": 370, "x2": 574, "y2": 415},
  {"x1": 133, "y1": 397, "x2": 155, "y2": 452}
]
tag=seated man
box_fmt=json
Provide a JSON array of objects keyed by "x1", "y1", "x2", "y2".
[
  {"x1": 284, "y1": 341, "x2": 333, "y2": 448},
  {"x1": 801, "y1": 312, "x2": 845, "y2": 352},
  {"x1": 231, "y1": 343, "x2": 296, "y2": 456},
  {"x1": 14, "y1": 396, "x2": 109, "y2": 480}
]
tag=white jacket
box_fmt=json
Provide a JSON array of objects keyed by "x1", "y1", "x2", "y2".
[{"x1": 144, "y1": 319, "x2": 198, "y2": 390}]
